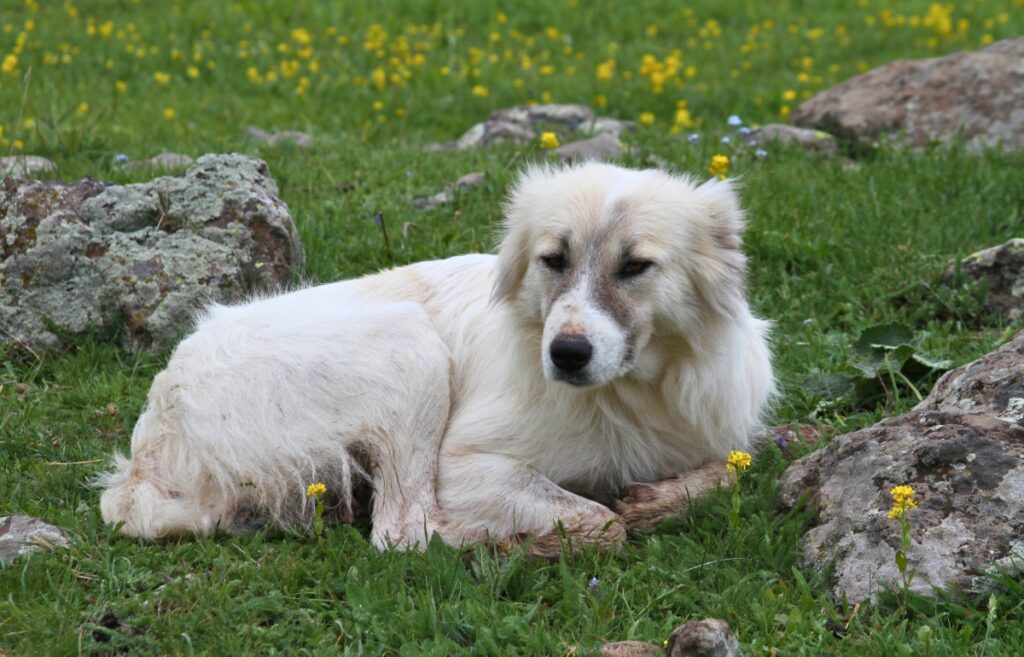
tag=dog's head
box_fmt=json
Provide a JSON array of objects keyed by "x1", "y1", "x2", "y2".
[{"x1": 492, "y1": 162, "x2": 748, "y2": 387}]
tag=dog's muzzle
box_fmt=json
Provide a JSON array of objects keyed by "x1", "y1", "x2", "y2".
[{"x1": 549, "y1": 334, "x2": 593, "y2": 375}]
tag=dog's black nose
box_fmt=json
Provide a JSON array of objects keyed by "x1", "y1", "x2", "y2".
[{"x1": 550, "y1": 335, "x2": 593, "y2": 372}]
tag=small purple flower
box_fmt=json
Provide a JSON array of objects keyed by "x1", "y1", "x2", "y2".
[
  {"x1": 727, "y1": 114, "x2": 742, "y2": 127},
  {"x1": 755, "y1": 149, "x2": 768, "y2": 158},
  {"x1": 373, "y1": 212, "x2": 384, "y2": 226},
  {"x1": 720, "y1": 136, "x2": 731, "y2": 144},
  {"x1": 739, "y1": 127, "x2": 751, "y2": 136},
  {"x1": 687, "y1": 133, "x2": 700, "y2": 143},
  {"x1": 773, "y1": 433, "x2": 789, "y2": 450},
  {"x1": 114, "y1": 153, "x2": 129, "y2": 164},
  {"x1": 747, "y1": 139, "x2": 759, "y2": 148},
  {"x1": 588, "y1": 576, "x2": 600, "y2": 593}
]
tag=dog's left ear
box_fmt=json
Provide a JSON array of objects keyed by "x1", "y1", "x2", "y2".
[
  {"x1": 490, "y1": 219, "x2": 530, "y2": 304},
  {"x1": 691, "y1": 178, "x2": 748, "y2": 319}
]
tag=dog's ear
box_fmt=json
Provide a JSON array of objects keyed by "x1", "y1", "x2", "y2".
[
  {"x1": 690, "y1": 177, "x2": 748, "y2": 319},
  {"x1": 490, "y1": 218, "x2": 530, "y2": 303}
]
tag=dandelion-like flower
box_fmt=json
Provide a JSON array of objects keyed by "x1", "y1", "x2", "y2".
[
  {"x1": 726, "y1": 450, "x2": 752, "y2": 473},
  {"x1": 163, "y1": 107, "x2": 176, "y2": 121},
  {"x1": 638, "y1": 112, "x2": 655, "y2": 125},
  {"x1": 887, "y1": 485, "x2": 918, "y2": 519},
  {"x1": 539, "y1": 131, "x2": 560, "y2": 149},
  {"x1": 306, "y1": 482, "x2": 327, "y2": 498},
  {"x1": 708, "y1": 154, "x2": 730, "y2": 180}
]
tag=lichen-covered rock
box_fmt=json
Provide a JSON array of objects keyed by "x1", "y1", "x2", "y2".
[
  {"x1": 747, "y1": 124, "x2": 837, "y2": 156},
  {"x1": 0, "y1": 153, "x2": 304, "y2": 352},
  {"x1": 791, "y1": 38, "x2": 1024, "y2": 153},
  {"x1": 667, "y1": 619, "x2": 739, "y2": 657},
  {"x1": 1, "y1": 155, "x2": 57, "y2": 177},
  {"x1": 0, "y1": 515, "x2": 70, "y2": 564},
  {"x1": 780, "y1": 330, "x2": 1024, "y2": 602},
  {"x1": 945, "y1": 238, "x2": 1024, "y2": 320}
]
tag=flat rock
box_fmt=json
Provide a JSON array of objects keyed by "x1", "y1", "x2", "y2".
[
  {"x1": 124, "y1": 152, "x2": 194, "y2": 171},
  {"x1": 0, "y1": 153, "x2": 304, "y2": 352},
  {"x1": 554, "y1": 133, "x2": 624, "y2": 162},
  {"x1": 0, "y1": 515, "x2": 70, "y2": 563},
  {"x1": 245, "y1": 126, "x2": 313, "y2": 148},
  {"x1": 780, "y1": 329, "x2": 1024, "y2": 602},
  {"x1": 791, "y1": 38, "x2": 1024, "y2": 153},
  {"x1": 748, "y1": 124, "x2": 837, "y2": 156},
  {"x1": 944, "y1": 238, "x2": 1024, "y2": 320},
  {"x1": 1, "y1": 155, "x2": 57, "y2": 177},
  {"x1": 600, "y1": 641, "x2": 662, "y2": 657},
  {"x1": 667, "y1": 619, "x2": 739, "y2": 657},
  {"x1": 413, "y1": 171, "x2": 485, "y2": 210}
]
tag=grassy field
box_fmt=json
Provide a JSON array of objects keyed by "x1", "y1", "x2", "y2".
[{"x1": 2, "y1": 1, "x2": 1024, "y2": 654}]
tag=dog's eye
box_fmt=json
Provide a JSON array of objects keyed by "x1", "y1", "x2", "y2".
[
  {"x1": 619, "y1": 260, "x2": 654, "y2": 278},
  {"x1": 540, "y1": 254, "x2": 566, "y2": 273}
]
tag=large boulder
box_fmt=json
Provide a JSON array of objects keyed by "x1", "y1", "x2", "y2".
[
  {"x1": 791, "y1": 38, "x2": 1024, "y2": 153},
  {"x1": 780, "y1": 331, "x2": 1024, "y2": 602},
  {"x1": 0, "y1": 154, "x2": 304, "y2": 353}
]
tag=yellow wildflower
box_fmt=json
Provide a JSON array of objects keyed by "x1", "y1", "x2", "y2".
[
  {"x1": 539, "y1": 131, "x2": 560, "y2": 149},
  {"x1": 306, "y1": 482, "x2": 327, "y2": 498},
  {"x1": 187, "y1": 65, "x2": 200, "y2": 79},
  {"x1": 708, "y1": 154, "x2": 730, "y2": 180},
  {"x1": 471, "y1": 84, "x2": 489, "y2": 97},
  {"x1": 153, "y1": 71, "x2": 170, "y2": 85},
  {"x1": 76, "y1": 102, "x2": 89, "y2": 116},
  {"x1": 291, "y1": 27, "x2": 312, "y2": 45},
  {"x1": 887, "y1": 485, "x2": 918, "y2": 519},
  {"x1": 638, "y1": 111, "x2": 655, "y2": 125},
  {"x1": 1, "y1": 54, "x2": 17, "y2": 74},
  {"x1": 726, "y1": 450, "x2": 751, "y2": 473},
  {"x1": 115, "y1": 80, "x2": 127, "y2": 93},
  {"x1": 163, "y1": 107, "x2": 176, "y2": 121}
]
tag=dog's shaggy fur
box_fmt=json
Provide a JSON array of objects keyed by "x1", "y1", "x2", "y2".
[{"x1": 99, "y1": 162, "x2": 774, "y2": 552}]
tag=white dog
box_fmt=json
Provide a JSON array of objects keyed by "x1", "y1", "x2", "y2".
[{"x1": 100, "y1": 162, "x2": 774, "y2": 553}]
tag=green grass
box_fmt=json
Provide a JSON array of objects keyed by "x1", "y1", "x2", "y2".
[{"x1": 2, "y1": 1, "x2": 1024, "y2": 654}]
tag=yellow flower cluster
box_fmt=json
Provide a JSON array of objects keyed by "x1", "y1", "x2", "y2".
[
  {"x1": 887, "y1": 485, "x2": 918, "y2": 519},
  {"x1": 306, "y1": 482, "x2": 327, "y2": 498},
  {"x1": 709, "y1": 154, "x2": 730, "y2": 180},
  {"x1": 726, "y1": 450, "x2": 751, "y2": 473}
]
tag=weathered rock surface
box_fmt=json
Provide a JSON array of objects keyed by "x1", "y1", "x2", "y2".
[
  {"x1": 1, "y1": 155, "x2": 57, "y2": 177},
  {"x1": 124, "y1": 152, "x2": 194, "y2": 171},
  {"x1": 553, "y1": 132, "x2": 624, "y2": 162},
  {"x1": 427, "y1": 104, "x2": 635, "y2": 151},
  {"x1": 600, "y1": 640, "x2": 662, "y2": 657},
  {"x1": 780, "y1": 330, "x2": 1024, "y2": 602},
  {"x1": 945, "y1": 238, "x2": 1024, "y2": 320},
  {"x1": 747, "y1": 124, "x2": 837, "y2": 156},
  {"x1": 0, "y1": 515, "x2": 70, "y2": 564},
  {"x1": 667, "y1": 619, "x2": 739, "y2": 657},
  {"x1": 791, "y1": 38, "x2": 1024, "y2": 153},
  {"x1": 0, "y1": 153, "x2": 304, "y2": 352}
]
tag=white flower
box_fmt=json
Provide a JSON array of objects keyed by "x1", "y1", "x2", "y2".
[
  {"x1": 687, "y1": 133, "x2": 700, "y2": 143},
  {"x1": 739, "y1": 126, "x2": 751, "y2": 136},
  {"x1": 721, "y1": 136, "x2": 731, "y2": 144},
  {"x1": 727, "y1": 114, "x2": 742, "y2": 126},
  {"x1": 755, "y1": 149, "x2": 768, "y2": 158}
]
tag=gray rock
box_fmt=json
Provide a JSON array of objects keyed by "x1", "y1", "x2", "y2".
[
  {"x1": 1, "y1": 155, "x2": 57, "y2": 177},
  {"x1": 780, "y1": 330, "x2": 1024, "y2": 602},
  {"x1": 0, "y1": 515, "x2": 70, "y2": 563},
  {"x1": 245, "y1": 126, "x2": 313, "y2": 148},
  {"x1": 667, "y1": 619, "x2": 739, "y2": 657},
  {"x1": 747, "y1": 124, "x2": 837, "y2": 156},
  {"x1": 428, "y1": 104, "x2": 634, "y2": 151},
  {"x1": 413, "y1": 171, "x2": 485, "y2": 210},
  {"x1": 945, "y1": 238, "x2": 1024, "y2": 320},
  {"x1": 554, "y1": 133, "x2": 624, "y2": 162},
  {"x1": 791, "y1": 38, "x2": 1024, "y2": 153},
  {"x1": 0, "y1": 154, "x2": 304, "y2": 353},
  {"x1": 600, "y1": 641, "x2": 662, "y2": 657},
  {"x1": 124, "y1": 152, "x2": 194, "y2": 171}
]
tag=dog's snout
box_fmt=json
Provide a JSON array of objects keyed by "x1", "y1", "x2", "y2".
[{"x1": 550, "y1": 335, "x2": 593, "y2": 373}]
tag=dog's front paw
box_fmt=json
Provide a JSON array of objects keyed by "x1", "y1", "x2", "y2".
[{"x1": 614, "y1": 461, "x2": 733, "y2": 532}]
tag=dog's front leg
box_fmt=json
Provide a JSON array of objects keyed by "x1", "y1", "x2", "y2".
[
  {"x1": 613, "y1": 461, "x2": 732, "y2": 531},
  {"x1": 437, "y1": 451, "x2": 625, "y2": 557}
]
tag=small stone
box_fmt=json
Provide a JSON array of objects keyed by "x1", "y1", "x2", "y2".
[
  {"x1": 245, "y1": 126, "x2": 312, "y2": 148},
  {"x1": 600, "y1": 641, "x2": 662, "y2": 657},
  {"x1": 0, "y1": 515, "x2": 70, "y2": 564},
  {"x1": 124, "y1": 152, "x2": 194, "y2": 171},
  {"x1": 748, "y1": 124, "x2": 837, "y2": 157},
  {"x1": 413, "y1": 172, "x2": 485, "y2": 209},
  {"x1": 666, "y1": 619, "x2": 739, "y2": 657},
  {"x1": 554, "y1": 133, "x2": 624, "y2": 162},
  {"x1": 0, "y1": 155, "x2": 57, "y2": 177}
]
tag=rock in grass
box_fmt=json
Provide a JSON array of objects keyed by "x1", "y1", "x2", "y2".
[
  {"x1": 554, "y1": 132, "x2": 624, "y2": 162},
  {"x1": 945, "y1": 238, "x2": 1024, "y2": 320},
  {"x1": 600, "y1": 640, "x2": 662, "y2": 657},
  {"x1": 245, "y1": 126, "x2": 313, "y2": 148},
  {"x1": 1, "y1": 155, "x2": 57, "y2": 177},
  {"x1": 666, "y1": 619, "x2": 739, "y2": 657},
  {"x1": 413, "y1": 171, "x2": 485, "y2": 210},
  {"x1": 124, "y1": 152, "x2": 194, "y2": 171},
  {"x1": 780, "y1": 330, "x2": 1024, "y2": 602},
  {"x1": 791, "y1": 38, "x2": 1024, "y2": 153},
  {"x1": 0, "y1": 153, "x2": 304, "y2": 353},
  {"x1": 747, "y1": 124, "x2": 837, "y2": 157},
  {"x1": 0, "y1": 515, "x2": 70, "y2": 564}
]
